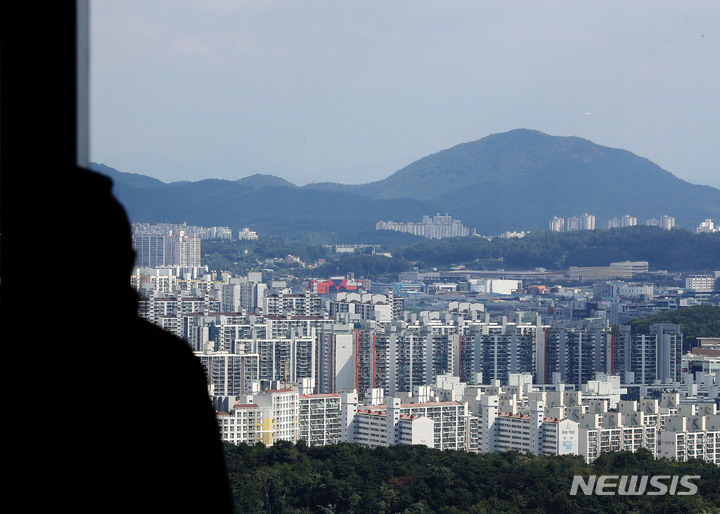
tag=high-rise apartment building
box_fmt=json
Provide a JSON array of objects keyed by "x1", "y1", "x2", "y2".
[
  {"x1": 298, "y1": 393, "x2": 342, "y2": 446},
  {"x1": 549, "y1": 216, "x2": 565, "y2": 232},
  {"x1": 133, "y1": 234, "x2": 166, "y2": 267},
  {"x1": 543, "y1": 318, "x2": 613, "y2": 387},
  {"x1": 196, "y1": 350, "x2": 260, "y2": 396},
  {"x1": 580, "y1": 213, "x2": 596, "y2": 230},
  {"x1": 459, "y1": 314, "x2": 546, "y2": 385},
  {"x1": 479, "y1": 395, "x2": 579, "y2": 456},
  {"x1": 341, "y1": 392, "x2": 470, "y2": 451},
  {"x1": 614, "y1": 324, "x2": 683, "y2": 385},
  {"x1": 132, "y1": 232, "x2": 201, "y2": 267},
  {"x1": 646, "y1": 215, "x2": 676, "y2": 230},
  {"x1": 696, "y1": 219, "x2": 717, "y2": 233}
]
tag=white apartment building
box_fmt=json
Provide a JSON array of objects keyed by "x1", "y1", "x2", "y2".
[
  {"x1": 376, "y1": 213, "x2": 470, "y2": 239},
  {"x1": 217, "y1": 402, "x2": 263, "y2": 445},
  {"x1": 217, "y1": 388, "x2": 346, "y2": 448},
  {"x1": 238, "y1": 227, "x2": 258, "y2": 240},
  {"x1": 646, "y1": 215, "x2": 675, "y2": 230},
  {"x1": 254, "y1": 388, "x2": 300, "y2": 446},
  {"x1": 130, "y1": 267, "x2": 178, "y2": 294},
  {"x1": 685, "y1": 275, "x2": 716, "y2": 293},
  {"x1": 264, "y1": 292, "x2": 323, "y2": 317},
  {"x1": 196, "y1": 350, "x2": 260, "y2": 396},
  {"x1": 575, "y1": 409, "x2": 657, "y2": 463},
  {"x1": 696, "y1": 219, "x2": 717, "y2": 233},
  {"x1": 341, "y1": 391, "x2": 470, "y2": 451},
  {"x1": 549, "y1": 216, "x2": 564, "y2": 232},
  {"x1": 216, "y1": 388, "x2": 300, "y2": 446},
  {"x1": 607, "y1": 215, "x2": 638, "y2": 229},
  {"x1": 316, "y1": 327, "x2": 356, "y2": 394},
  {"x1": 658, "y1": 409, "x2": 720, "y2": 463},
  {"x1": 328, "y1": 292, "x2": 395, "y2": 322},
  {"x1": 581, "y1": 213, "x2": 596, "y2": 230},
  {"x1": 298, "y1": 394, "x2": 342, "y2": 446},
  {"x1": 479, "y1": 395, "x2": 579, "y2": 456}
]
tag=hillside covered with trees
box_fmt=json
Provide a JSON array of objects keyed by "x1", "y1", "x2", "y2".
[
  {"x1": 389, "y1": 226, "x2": 720, "y2": 272},
  {"x1": 223, "y1": 442, "x2": 720, "y2": 513},
  {"x1": 202, "y1": 226, "x2": 720, "y2": 278}
]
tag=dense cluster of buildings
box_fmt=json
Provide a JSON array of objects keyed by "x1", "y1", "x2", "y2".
[
  {"x1": 131, "y1": 261, "x2": 720, "y2": 465},
  {"x1": 213, "y1": 371, "x2": 720, "y2": 464},
  {"x1": 549, "y1": 214, "x2": 677, "y2": 232},
  {"x1": 549, "y1": 213, "x2": 597, "y2": 231},
  {"x1": 376, "y1": 212, "x2": 712, "y2": 239},
  {"x1": 376, "y1": 213, "x2": 471, "y2": 239},
  {"x1": 131, "y1": 223, "x2": 257, "y2": 268}
]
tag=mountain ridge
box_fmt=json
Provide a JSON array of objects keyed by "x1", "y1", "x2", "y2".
[{"x1": 91, "y1": 129, "x2": 720, "y2": 239}]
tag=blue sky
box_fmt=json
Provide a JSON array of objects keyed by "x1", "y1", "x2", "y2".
[{"x1": 90, "y1": 1, "x2": 720, "y2": 188}]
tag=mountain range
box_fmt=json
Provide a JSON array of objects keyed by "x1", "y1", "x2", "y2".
[{"x1": 92, "y1": 129, "x2": 720, "y2": 241}]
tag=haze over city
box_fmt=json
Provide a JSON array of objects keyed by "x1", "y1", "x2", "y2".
[{"x1": 90, "y1": 1, "x2": 720, "y2": 188}]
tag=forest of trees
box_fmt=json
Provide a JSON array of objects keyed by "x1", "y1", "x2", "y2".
[
  {"x1": 389, "y1": 226, "x2": 720, "y2": 272},
  {"x1": 223, "y1": 442, "x2": 720, "y2": 513},
  {"x1": 202, "y1": 226, "x2": 720, "y2": 279}
]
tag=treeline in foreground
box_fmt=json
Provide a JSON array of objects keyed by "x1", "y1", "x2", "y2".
[{"x1": 223, "y1": 442, "x2": 720, "y2": 513}]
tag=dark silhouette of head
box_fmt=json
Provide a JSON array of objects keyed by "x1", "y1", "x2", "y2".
[{"x1": 59, "y1": 168, "x2": 139, "y2": 315}]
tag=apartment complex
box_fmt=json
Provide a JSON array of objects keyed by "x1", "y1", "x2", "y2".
[
  {"x1": 549, "y1": 213, "x2": 596, "y2": 232},
  {"x1": 376, "y1": 213, "x2": 470, "y2": 239},
  {"x1": 132, "y1": 232, "x2": 201, "y2": 268},
  {"x1": 128, "y1": 264, "x2": 719, "y2": 466},
  {"x1": 607, "y1": 215, "x2": 638, "y2": 229}
]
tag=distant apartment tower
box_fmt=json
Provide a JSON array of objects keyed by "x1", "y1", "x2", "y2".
[
  {"x1": 254, "y1": 388, "x2": 300, "y2": 445},
  {"x1": 238, "y1": 227, "x2": 258, "y2": 240},
  {"x1": 133, "y1": 233, "x2": 166, "y2": 267},
  {"x1": 132, "y1": 232, "x2": 201, "y2": 267},
  {"x1": 647, "y1": 215, "x2": 675, "y2": 230},
  {"x1": 580, "y1": 213, "x2": 596, "y2": 230},
  {"x1": 549, "y1": 216, "x2": 564, "y2": 232},
  {"x1": 696, "y1": 219, "x2": 716, "y2": 233},
  {"x1": 376, "y1": 213, "x2": 470, "y2": 239},
  {"x1": 167, "y1": 233, "x2": 201, "y2": 267},
  {"x1": 566, "y1": 216, "x2": 581, "y2": 231},
  {"x1": 608, "y1": 215, "x2": 637, "y2": 229},
  {"x1": 660, "y1": 215, "x2": 676, "y2": 230},
  {"x1": 621, "y1": 215, "x2": 638, "y2": 227},
  {"x1": 558, "y1": 213, "x2": 596, "y2": 231}
]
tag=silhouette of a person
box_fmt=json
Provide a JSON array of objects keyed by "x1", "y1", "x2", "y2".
[
  {"x1": 1, "y1": 4, "x2": 232, "y2": 510},
  {"x1": 38, "y1": 168, "x2": 235, "y2": 513}
]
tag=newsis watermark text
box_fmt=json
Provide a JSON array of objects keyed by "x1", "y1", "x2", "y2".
[{"x1": 570, "y1": 475, "x2": 700, "y2": 496}]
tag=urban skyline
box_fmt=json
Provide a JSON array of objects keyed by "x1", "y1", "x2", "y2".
[{"x1": 131, "y1": 256, "x2": 720, "y2": 467}]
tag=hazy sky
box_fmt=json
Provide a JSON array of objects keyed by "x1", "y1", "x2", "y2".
[{"x1": 90, "y1": 1, "x2": 720, "y2": 188}]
